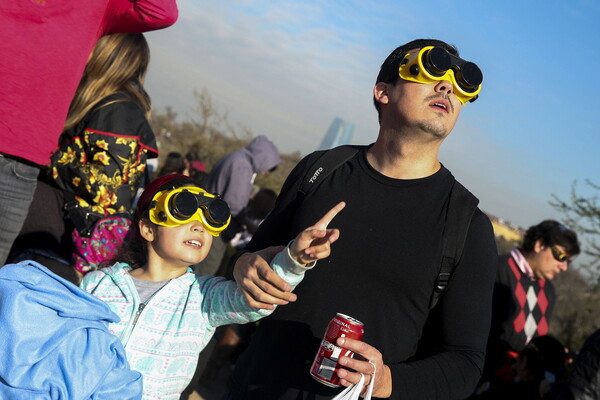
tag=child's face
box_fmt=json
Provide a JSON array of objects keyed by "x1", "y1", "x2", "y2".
[{"x1": 148, "y1": 218, "x2": 214, "y2": 269}]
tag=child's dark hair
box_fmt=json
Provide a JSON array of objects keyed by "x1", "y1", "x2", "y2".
[
  {"x1": 156, "y1": 151, "x2": 185, "y2": 177},
  {"x1": 520, "y1": 335, "x2": 566, "y2": 380},
  {"x1": 248, "y1": 188, "x2": 277, "y2": 220},
  {"x1": 105, "y1": 174, "x2": 198, "y2": 268}
]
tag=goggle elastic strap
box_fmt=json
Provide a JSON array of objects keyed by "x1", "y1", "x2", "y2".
[
  {"x1": 149, "y1": 187, "x2": 231, "y2": 237},
  {"x1": 398, "y1": 46, "x2": 483, "y2": 104}
]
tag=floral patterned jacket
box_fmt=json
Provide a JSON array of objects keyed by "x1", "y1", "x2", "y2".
[{"x1": 51, "y1": 94, "x2": 158, "y2": 218}]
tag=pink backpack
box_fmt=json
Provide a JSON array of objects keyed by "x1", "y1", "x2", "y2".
[{"x1": 71, "y1": 215, "x2": 132, "y2": 274}]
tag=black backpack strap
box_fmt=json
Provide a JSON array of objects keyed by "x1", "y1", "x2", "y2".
[
  {"x1": 429, "y1": 180, "x2": 479, "y2": 309},
  {"x1": 298, "y1": 145, "x2": 361, "y2": 197},
  {"x1": 226, "y1": 145, "x2": 360, "y2": 280},
  {"x1": 299, "y1": 145, "x2": 477, "y2": 309}
]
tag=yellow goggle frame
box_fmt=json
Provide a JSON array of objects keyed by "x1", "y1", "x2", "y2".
[
  {"x1": 550, "y1": 245, "x2": 573, "y2": 263},
  {"x1": 399, "y1": 46, "x2": 483, "y2": 104},
  {"x1": 149, "y1": 186, "x2": 231, "y2": 237}
]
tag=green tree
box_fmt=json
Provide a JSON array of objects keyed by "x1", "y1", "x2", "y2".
[
  {"x1": 150, "y1": 88, "x2": 301, "y2": 194},
  {"x1": 550, "y1": 179, "x2": 600, "y2": 278},
  {"x1": 549, "y1": 179, "x2": 600, "y2": 352},
  {"x1": 550, "y1": 268, "x2": 600, "y2": 351},
  {"x1": 151, "y1": 88, "x2": 247, "y2": 171}
]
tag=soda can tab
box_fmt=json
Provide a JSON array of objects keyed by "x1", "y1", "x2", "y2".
[{"x1": 309, "y1": 313, "x2": 364, "y2": 387}]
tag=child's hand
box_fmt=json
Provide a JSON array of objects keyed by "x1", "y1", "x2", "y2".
[{"x1": 290, "y1": 202, "x2": 346, "y2": 265}]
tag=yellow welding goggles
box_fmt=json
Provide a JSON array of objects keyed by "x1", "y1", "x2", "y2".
[
  {"x1": 149, "y1": 186, "x2": 231, "y2": 237},
  {"x1": 399, "y1": 46, "x2": 483, "y2": 104}
]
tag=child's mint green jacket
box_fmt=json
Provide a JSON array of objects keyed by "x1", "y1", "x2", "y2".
[{"x1": 80, "y1": 246, "x2": 311, "y2": 400}]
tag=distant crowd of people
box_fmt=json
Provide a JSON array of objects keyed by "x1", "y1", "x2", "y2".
[{"x1": 1, "y1": 3, "x2": 599, "y2": 399}]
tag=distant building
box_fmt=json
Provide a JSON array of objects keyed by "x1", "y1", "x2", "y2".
[{"x1": 318, "y1": 117, "x2": 355, "y2": 150}]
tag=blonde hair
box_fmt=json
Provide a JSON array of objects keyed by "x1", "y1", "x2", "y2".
[{"x1": 63, "y1": 33, "x2": 151, "y2": 132}]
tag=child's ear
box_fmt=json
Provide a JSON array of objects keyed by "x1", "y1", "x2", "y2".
[{"x1": 139, "y1": 219, "x2": 156, "y2": 242}]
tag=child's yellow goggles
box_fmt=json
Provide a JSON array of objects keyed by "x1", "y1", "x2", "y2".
[
  {"x1": 149, "y1": 186, "x2": 231, "y2": 237},
  {"x1": 399, "y1": 46, "x2": 483, "y2": 104}
]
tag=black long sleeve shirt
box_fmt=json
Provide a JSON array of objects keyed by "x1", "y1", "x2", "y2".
[{"x1": 228, "y1": 147, "x2": 498, "y2": 399}]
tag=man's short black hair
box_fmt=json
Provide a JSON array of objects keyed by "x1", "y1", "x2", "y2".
[
  {"x1": 522, "y1": 220, "x2": 580, "y2": 256},
  {"x1": 373, "y1": 39, "x2": 459, "y2": 115}
]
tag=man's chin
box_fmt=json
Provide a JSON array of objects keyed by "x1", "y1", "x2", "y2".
[{"x1": 542, "y1": 273, "x2": 555, "y2": 281}]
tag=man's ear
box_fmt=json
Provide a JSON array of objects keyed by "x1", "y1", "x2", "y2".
[
  {"x1": 139, "y1": 219, "x2": 155, "y2": 242},
  {"x1": 373, "y1": 82, "x2": 390, "y2": 105},
  {"x1": 534, "y1": 239, "x2": 545, "y2": 253}
]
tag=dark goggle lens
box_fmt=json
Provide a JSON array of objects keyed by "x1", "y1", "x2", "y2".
[
  {"x1": 206, "y1": 198, "x2": 230, "y2": 226},
  {"x1": 169, "y1": 190, "x2": 231, "y2": 227},
  {"x1": 170, "y1": 191, "x2": 198, "y2": 220},
  {"x1": 550, "y1": 246, "x2": 569, "y2": 262},
  {"x1": 419, "y1": 46, "x2": 482, "y2": 93},
  {"x1": 456, "y1": 62, "x2": 483, "y2": 91},
  {"x1": 423, "y1": 46, "x2": 452, "y2": 76}
]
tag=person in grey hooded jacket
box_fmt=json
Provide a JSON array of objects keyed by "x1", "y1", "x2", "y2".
[
  {"x1": 206, "y1": 135, "x2": 280, "y2": 216},
  {"x1": 196, "y1": 135, "x2": 280, "y2": 276}
]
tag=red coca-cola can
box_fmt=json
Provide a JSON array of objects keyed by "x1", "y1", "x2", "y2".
[{"x1": 310, "y1": 313, "x2": 364, "y2": 387}]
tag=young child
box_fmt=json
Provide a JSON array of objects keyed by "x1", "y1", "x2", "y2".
[{"x1": 80, "y1": 173, "x2": 344, "y2": 400}]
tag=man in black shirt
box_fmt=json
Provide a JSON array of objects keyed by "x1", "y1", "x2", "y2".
[{"x1": 228, "y1": 39, "x2": 498, "y2": 399}]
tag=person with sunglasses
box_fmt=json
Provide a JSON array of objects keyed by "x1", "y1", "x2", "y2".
[
  {"x1": 479, "y1": 220, "x2": 580, "y2": 394},
  {"x1": 80, "y1": 173, "x2": 345, "y2": 400},
  {"x1": 225, "y1": 39, "x2": 498, "y2": 399}
]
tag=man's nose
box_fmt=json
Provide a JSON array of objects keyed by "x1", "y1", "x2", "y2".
[
  {"x1": 434, "y1": 79, "x2": 454, "y2": 96},
  {"x1": 557, "y1": 261, "x2": 568, "y2": 272}
]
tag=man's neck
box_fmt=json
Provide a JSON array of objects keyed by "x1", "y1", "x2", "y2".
[{"x1": 367, "y1": 132, "x2": 442, "y2": 179}]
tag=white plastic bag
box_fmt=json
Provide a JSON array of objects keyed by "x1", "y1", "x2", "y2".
[{"x1": 331, "y1": 364, "x2": 375, "y2": 400}]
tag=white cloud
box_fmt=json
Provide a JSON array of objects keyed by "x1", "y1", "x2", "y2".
[
  {"x1": 144, "y1": 0, "x2": 599, "y2": 231},
  {"x1": 146, "y1": 0, "x2": 382, "y2": 154}
]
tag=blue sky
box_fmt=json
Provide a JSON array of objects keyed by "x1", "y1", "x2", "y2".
[{"x1": 144, "y1": 0, "x2": 600, "y2": 235}]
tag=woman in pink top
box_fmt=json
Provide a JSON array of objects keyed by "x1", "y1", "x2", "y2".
[{"x1": 0, "y1": 0, "x2": 178, "y2": 265}]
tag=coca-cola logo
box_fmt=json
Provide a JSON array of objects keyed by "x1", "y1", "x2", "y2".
[{"x1": 321, "y1": 340, "x2": 335, "y2": 351}]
